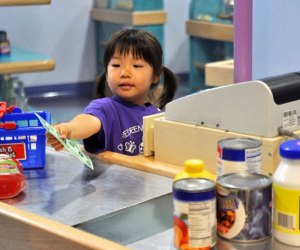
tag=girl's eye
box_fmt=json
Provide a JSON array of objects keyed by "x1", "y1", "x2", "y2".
[
  {"x1": 111, "y1": 64, "x2": 120, "y2": 67},
  {"x1": 133, "y1": 64, "x2": 143, "y2": 68}
]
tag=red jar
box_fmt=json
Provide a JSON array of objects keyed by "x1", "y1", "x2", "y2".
[{"x1": 0, "y1": 154, "x2": 25, "y2": 199}]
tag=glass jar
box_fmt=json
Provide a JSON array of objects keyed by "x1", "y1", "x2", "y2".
[
  {"x1": 273, "y1": 139, "x2": 300, "y2": 246},
  {"x1": 0, "y1": 31, "x2": 10, "y2": 56}
]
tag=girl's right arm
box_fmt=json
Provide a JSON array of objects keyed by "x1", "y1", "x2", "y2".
[{"x1": 46, "y1": 114, "x2": 101, "y2": 151}]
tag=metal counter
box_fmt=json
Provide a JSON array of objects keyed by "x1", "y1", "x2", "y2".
[
  {"x1": 3, "y1": 147, "x2": 174, "y2": 245},
  {"x1": 129, "y1": 229, "x2": 300, "y2": 250},
  {"x1": 4, "y1": 147, "x2": 299, "y2": 249}
]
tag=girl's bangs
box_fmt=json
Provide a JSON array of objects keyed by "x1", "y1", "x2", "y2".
[{"x1": 114, "y1": 40, "x2": 145, "y2": 60}]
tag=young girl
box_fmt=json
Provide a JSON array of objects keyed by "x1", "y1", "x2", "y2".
[{"x1": 47, "y1": 28, "x2": 178, "y2": 156}]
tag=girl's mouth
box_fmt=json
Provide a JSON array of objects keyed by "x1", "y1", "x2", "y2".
[
  {"x1": 120, "y1": 82, "x2": 133, "y2": 86},
  {"x1": 119, "y1": 83, "x2": 134, "y2": 90}
]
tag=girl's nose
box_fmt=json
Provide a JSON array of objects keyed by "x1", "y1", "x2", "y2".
[{"x1": 120, "y1": 67, "x2": 131, "y2": 78}]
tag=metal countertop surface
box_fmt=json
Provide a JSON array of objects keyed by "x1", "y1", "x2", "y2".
[
  {"x1": 5, "y1": 147, "x2": 173, "y2": 227},
  {"x1": 129, "y1": 229, "x2": 300, "y2": 250},
  {"x1": 6, "y1": 148, "x2": 297, "y2": 249}
]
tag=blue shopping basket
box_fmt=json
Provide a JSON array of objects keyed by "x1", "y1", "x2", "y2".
[{"x1": 0, "y1": 103, "x2": 51, "y2": 169}]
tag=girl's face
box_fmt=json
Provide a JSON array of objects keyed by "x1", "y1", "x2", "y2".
[{"x1": 106, "y1": 51, "x2": 159, "y2": 106}]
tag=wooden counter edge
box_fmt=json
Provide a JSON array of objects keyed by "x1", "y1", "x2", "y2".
[
  {"x1": 95, "y1": 151, "x2": 218, "y2": 181},
  {"x1": 96, "y1": 151, "x2": 182, "y2": 178},
  {"x1": 0, "y1": 201, "x2": 129, "y2": 250}
]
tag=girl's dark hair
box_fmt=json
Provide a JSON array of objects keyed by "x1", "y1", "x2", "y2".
[{"x1": 94, "y1": 28, "x2": 178, "y2": 109}]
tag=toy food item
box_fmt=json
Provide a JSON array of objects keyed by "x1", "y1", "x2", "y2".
[
  {"x1": 173, "y1": 178, "x2": 216, "y2": 249},
  {"x1": 216, "y1": 173, "x2": 272, "y2": 241},
  {"x1": 0, "y1": 154, "x2": 25, "y2": 199},
  {"x1": 274, "y1": 139, "x2": 300, "y2": 246}
]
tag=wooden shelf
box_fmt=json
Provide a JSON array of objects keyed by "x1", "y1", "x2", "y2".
[
  {"x1": 0, "y1": 0, "x2": 50, "y2": 6},
  {"x1": 92, "y1": 8, "x2": 167, "y2": 25},
  {"x1": 205, "y1": 59, "x2": 234, "y2": 86},
  {"x1": 0, "y1": 47, "x2": 55, "y2": 74},
  {"x1": 186, "y1": 20, "x2": 233, "y2": 42}
]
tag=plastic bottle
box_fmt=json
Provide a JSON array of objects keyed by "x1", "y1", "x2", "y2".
[
  {"x1": 273, "y1": 139, "x2": 300, "y2": 246},
  {"x1": 174, "y1": 159, "x2": 215, "y2": 182},
  {"x1": 0, "y1": 154, "x2": 25, "y2": 199}
]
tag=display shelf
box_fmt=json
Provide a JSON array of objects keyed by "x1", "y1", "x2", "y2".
[
  {"x1": 0, "y1": 0, "x2": 55, "y2": 109},
  {"x1": 0, "y1": 0, "x2": 50, "y2": 6},
  {"x1": 0, "y1": 47, "x2": 55, "y2": 74},
  {"x1": 187, "y1": 0, "x2": 234, "y2": 92},
  {"x1": 186, "y1": 20, "x2": 233, "y2": 42},
  {"x1": 0, "y1": 0, "x2": 54, "y2": 74},
  {"x1": 92, "y1": 8, "x2": 166, "y2": 26}
]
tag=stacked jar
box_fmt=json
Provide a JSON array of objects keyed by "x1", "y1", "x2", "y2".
[{"x1": 273, "y1": 139, "x2": 300, "y2": 246}]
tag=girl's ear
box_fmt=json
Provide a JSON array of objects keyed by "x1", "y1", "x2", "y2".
[
  {"x1": 152, "y1": 70, "x2": 162, "y2": 84},
  {"x1": 152, "y1": 77, "x2": 160, "y2": 84},
  {"x1": 151, "y1": 74, "x2": 159, "y2": 84}
]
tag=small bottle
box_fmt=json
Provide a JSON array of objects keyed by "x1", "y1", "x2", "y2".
[
  {"x1": 174, "y1": 159, "x2": 215, "y2": 182},
  {"x1": 0, "y1": 31, "x2": 10, "y2": 56},
  {"x1": 273, "y1": 139, "x2": 300, "y2": 246}
]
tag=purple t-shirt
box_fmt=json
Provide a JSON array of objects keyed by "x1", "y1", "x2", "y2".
[{"x1": 83, "y1": 96, "x2": 160, "y2": 156}]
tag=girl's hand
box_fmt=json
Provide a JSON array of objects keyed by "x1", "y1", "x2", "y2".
[
  {"x1": 46, "y1": 114, "x2": 101, "y2": 151},
  {"x1": 46, "y1": 123, "x2": 70, "y2": 151}
]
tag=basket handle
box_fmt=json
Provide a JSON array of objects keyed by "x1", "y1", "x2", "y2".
[{"x1": 0, "y1": 102, "x2": 19, "y2": 119}]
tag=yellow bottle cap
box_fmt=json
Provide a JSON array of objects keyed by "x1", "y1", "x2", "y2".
[
  {"x1": 184, "y1": 159, "x2": 204, "y2": 173},
  {"x1": 174, "y1": 159, "x2": 215, "y2": 182}
]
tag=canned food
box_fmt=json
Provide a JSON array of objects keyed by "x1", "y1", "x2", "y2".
[
  {"x1": 216, "y1": 173, "x2": 272, "y2": 242},
  {"x1": 217, "y1": 138, "x2": 262, "y2": 176},
  {"x1": 173, "y1": 178, "x2": 216, "y2": 249},
  {"x1": 217, "y1": 234, "x2": 272, "y2": 250}
]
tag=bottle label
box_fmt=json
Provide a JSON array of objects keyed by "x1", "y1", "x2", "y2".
[
  {"x1": 273, "y1": 183, "x2": 300, "y2": 235},
  {"x1": 0, "y1": 160, "x2": 19, "y2": 174}
]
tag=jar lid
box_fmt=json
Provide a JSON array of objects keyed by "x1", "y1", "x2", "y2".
[{"x1": 280, "y1": 139, "x2": 300, "y2": 159}]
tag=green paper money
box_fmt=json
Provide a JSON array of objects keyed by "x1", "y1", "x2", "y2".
[{"x1": 35, "y1": 113, "x2": 94, "y2": 170}]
